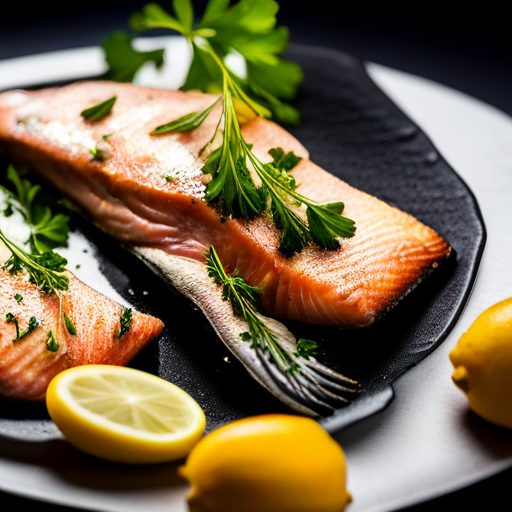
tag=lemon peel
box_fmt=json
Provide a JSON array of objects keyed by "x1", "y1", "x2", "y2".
[
  {"x1": 449, "y1": 297, "x2": 512, "y2": 429},
  {"x1": 179, "y1": 413, "x2": 351, "y2": 512},
  {"x1": 46, "y1": 365, "x2": 205, "y2": 463}
]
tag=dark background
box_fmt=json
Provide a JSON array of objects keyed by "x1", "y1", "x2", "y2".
[
  {"x1": 1, "y1": 1, "x2": 511, "y2": 117},
  {"x1": 1, "y1": 1, "x2": 511, "y2": 510}
]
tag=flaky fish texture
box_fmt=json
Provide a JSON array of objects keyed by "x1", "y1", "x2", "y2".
[
  {"x1": 0, "y1": 263, "x2": 164, "y2": 401},
  {"x1": 0, "y1": 81, "x2": 451, "y2": 329}
]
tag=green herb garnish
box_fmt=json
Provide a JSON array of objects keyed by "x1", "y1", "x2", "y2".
[
  {"x1": 115, "y1": 307, "x2": 133, "y2": 338},
  {"x1": 1, "y1": 165, "x2": 70, "y2": 254},
  {"x1": 14, "y1": 293, "x2": 23, "y2": 303},
  {"x1": 81, "y1": 96, "x2": 117, "y2": 121},
  {"x1": 6, "y1": 312, "x2": 38, "y2": 342},
  {"x1": 3, "y1": 200, "x2": 13, "y2": 217},
  {"x1": 90, "y1": 134, "x2": 112, "y2": 162},
  {"x1": 151, "y1": 97, "x2": 220, "y2": 134},
  {"x1": 111, "y1": 1, "x2": 355, "y2": 256},
  {"x1": 102, "y1": 31, "x2": 165, "y2": 82},
  {"x1": 106, "y1": 0, "x2": 302, "y2": 124},
  {"x1": 206, "y1": 245, "x2": 317, "y2": 374},
  {"x1": 295, "y1": 338, "x2": 318, "y2": 360},
  {"x1": 46, "y1": 330, "x2": 59, "y2": 352},
  {"x1": 0, "y1": 229, "x2": 68, "y2": 296},
  {"x1": 90, "y1": 147, "x2": 103, "y2": 161},
  {"x1": 63, "y1": 312, "x2": 77, "y2": 335},
  {"x1": 269, "y1": 146, "x2": 303, "y2": 172}
]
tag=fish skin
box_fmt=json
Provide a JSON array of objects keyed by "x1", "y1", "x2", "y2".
[
  {"x1": 0, "y1": 81, "x2": 451, "y2": 329},
  {"x1": 132, "y1": 246, "x2": 361, "y2": 417},
  {"x1": 0, "y1": 267, "x2": 164, "y2": 401}
]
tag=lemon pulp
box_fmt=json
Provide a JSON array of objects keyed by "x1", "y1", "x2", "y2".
[{"x1": 46, "y1": 365, "x2": 205, "y2": 463}]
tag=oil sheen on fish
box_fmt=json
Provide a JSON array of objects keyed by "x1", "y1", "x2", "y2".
[
  {"x1": 0, "y1": 81, "x2": 451, "y2": 330},
  {"x1": 0, "y1": 254, "x2": 164, "y2": 401}
]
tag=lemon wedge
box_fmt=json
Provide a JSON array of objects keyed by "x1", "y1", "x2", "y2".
[{"x1": 46, "y1": 365, "x2": 206, "y2": 464}]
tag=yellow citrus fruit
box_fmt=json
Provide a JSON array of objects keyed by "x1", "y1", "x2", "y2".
[
  {"x1": 449, "y1": 297, "x2": 512, "y2": 429},
  {"x1": 233, "y1": 98, "x2": 257, "y2": 125},
  {"x1": 178, "y1": 414, "x2": 351, "y2": 512},
  {"x1": 46, "y1": 365, "x2": 205, "y2": 464}
]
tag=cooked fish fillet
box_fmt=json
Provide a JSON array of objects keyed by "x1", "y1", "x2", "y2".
[
  {"x1": 0, "y1": 81, "x2": 451, "y2": 329},
  {"x1": 0, "y1": 257, "x2": 164, "y2": 401}
]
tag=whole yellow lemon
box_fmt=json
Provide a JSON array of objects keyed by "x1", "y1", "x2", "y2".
[
  {"x1": 449, "y1": 297, "x2": 512, "y2": 429},
  {"x1": 178, "y1": 414, "x2": 351, "y2": 512}
]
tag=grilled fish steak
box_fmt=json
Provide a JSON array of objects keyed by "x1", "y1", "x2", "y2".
[
  {"x1": 0, "y1": 82, "x2": 450, "y2": 415},
  {"x1": 0, "y1": 82, "x2": 451, "y2": 329}
]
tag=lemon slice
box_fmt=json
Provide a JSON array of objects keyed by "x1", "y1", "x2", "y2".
[{"x1": 46, "y1": 365, "x2": 206, "y2": 464}]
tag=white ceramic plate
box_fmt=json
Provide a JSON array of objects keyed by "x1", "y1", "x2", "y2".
[{"x1": 1, "y1": 36, "x2": 512, "y2": 512}]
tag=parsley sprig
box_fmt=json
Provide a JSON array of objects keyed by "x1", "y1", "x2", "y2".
[
  {"x1": 206, "y1": 245, "x2": 318, "y2": 373},
  {"x1": 0, "y1": 230, "x2": 69, "y2": 295},
  {"x1": 106, "y1": 0, "x2": 302, "y2": 125},
  {"x1": 1, "y1": 165, "x2": 70, "y2": 254},
  {"x1": 107, "y1": 1, "x2": 356, "y2": 255}
]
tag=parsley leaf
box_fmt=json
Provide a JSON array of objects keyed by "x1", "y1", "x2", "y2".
[
  {"x1": 1, "y1": 165, "x2": 70, "y2": 254},
  {"x1": 14, "y1": 293, "x2": 23, "y2": 303},
  {"x1": 46, "y1": 330, "x2": 59, "y2": 352},
  {"x1": 268, "y1": 147, "x2": 302, "y2": 172},
  {"x1": 102, "y1": 31, "x2": 165, "y2": 83},
  {"x1": 115, "y1": 308, "x2": 133, "y2": 338},
  {"x1": 81, "y1": 96, "x2": 117, "y2": 121},
  {"x1": 150, "y1": 97, "x2": 220, "y2": 134},
  {"x1": 125, "y1": 0, "x2": 302, "y2": 124},
  {"x1": 63, "y1": 313, "x2": 77, "y2": 335},
  {"x1": 295, "y1": 338, "x2": 318, "y2": 360}
]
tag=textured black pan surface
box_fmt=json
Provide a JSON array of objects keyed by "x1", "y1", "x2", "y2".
[{"x1": 0, "y1": 44, "x2": 485, "y2": 439}]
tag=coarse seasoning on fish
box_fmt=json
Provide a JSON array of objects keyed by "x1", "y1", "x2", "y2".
[
  {"x1": 0, "y1": 81, "x2": 451, "y2": 329},
  {"x1": 0, "y1": 256, "x2": 164, "y2": 401}
]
